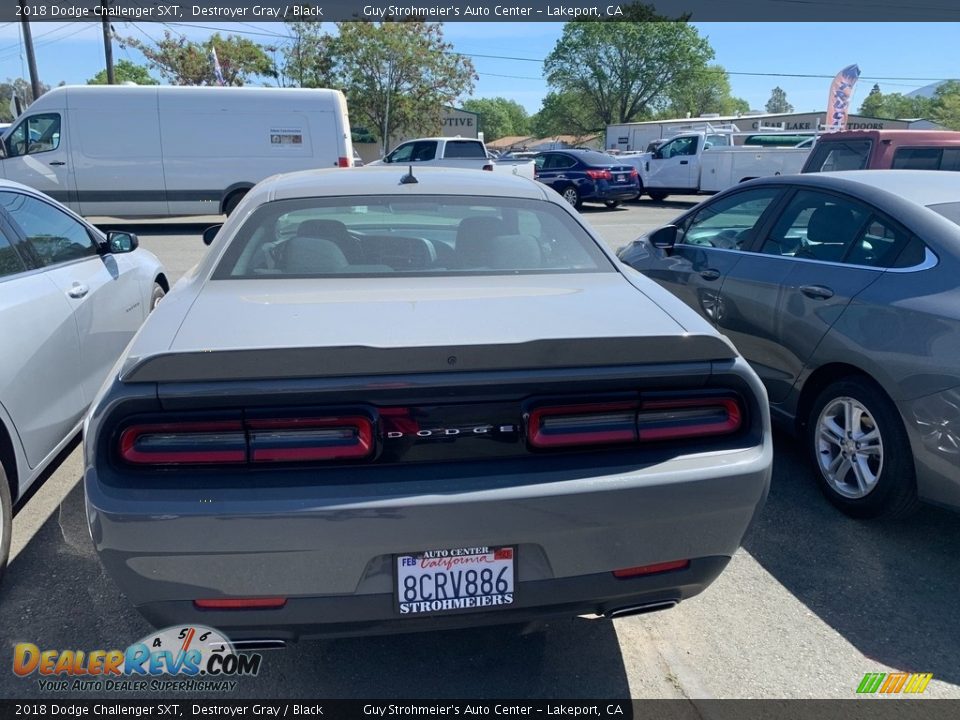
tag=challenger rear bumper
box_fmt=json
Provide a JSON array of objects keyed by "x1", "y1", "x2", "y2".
[{"x1": 85, "y1": 442, "x2": 770, "y2": 639}]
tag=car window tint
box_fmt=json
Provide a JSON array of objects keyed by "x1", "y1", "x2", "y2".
[
  {"x1": 0, "y1": 229, "x2": 25, "y2": 278},
  {"x1": 214, "y1": 195, "x2": 614, "y2": 279},
  {"x1": 445, "y1": 141, "x2": 486, "y2": 159},
  {"x1": 660, "y1": 137, "x2": 698, "y2": 158},
  {"x1": 4, "y1": 113, "x2": 61, "y2": 157},
  {"x1": 679, "y1": 188, "x2": 781, "y2": 251},
  {"x1": 761, "y1": 190, "x2": 869, "y2": 263},
  {"x1": 803, "y1": 140, "x2": 871, "y2": 172},
  {"x1": 389, "y1": 142, "x2": 415, "y2": 163},
  {"x1": 941, "y1": 148, "x2": 960, "y2": 171},
  {"x1": 848, "y1": 216, "x2": 913, "y2": 268},
  {"x1": 891, "y1": 148, "x2": 942, "y2": 170},
  {"x1": 0, "y1": 192, "x2": 98, "y2": 266}
]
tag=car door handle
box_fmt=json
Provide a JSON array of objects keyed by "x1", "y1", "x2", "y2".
[
  {"x1": 800, "y1": 284, "x2": 834, "y2": 300},
  {"x1": 680, "y1": 160, "x2": 689, "y2": 165},
  {"x1": 49, "y1": 161, "x2": 66, "y2": 166},
  {"x1": 699, "y1": 269, "x2": 721, "y2": 281},
  {"x1": 67, "y1": 283, "x2": 89, "y2": 299}
]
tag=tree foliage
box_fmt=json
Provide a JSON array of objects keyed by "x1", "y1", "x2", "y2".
[
  {"x1": 531, "y1": 91, "x2": 598, "y2": 137},
  {"x1": 765, "y1": 86, "x2": 794, "y2": 114},
  {"x1": 0, "y1": 78, "x2": 50, "y2": 122},
  {"x1": 665, "y1": 66, "x2": 749, "y2": 119},
  {"x1": 117, "y1": 31, "x2": 274, "y2": 86},
  {"x1": 87, "y1": 60, "x2": 158, "y2": 86},
  {"x1": 543, "y1": 12, "x2": 714, "y2": 130},
  {"x1": 280, "y1": 21, "x2": 335, "y2": 89},
  {"x1": 932, "y1": 80, "x2": 960, "y2": 130},
  {"x1": 330, "y1": 22, "x2": 476, "y2": 151},
  {"x1": 461, "y1": 97, "x2": 530, "y2": 141}
]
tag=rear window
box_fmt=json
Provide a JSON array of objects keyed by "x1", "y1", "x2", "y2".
[
  {"x1": 929, "y1": 202, "x2": 960, "y2": 226},
  {"x1": 444, "y1": 141, "x2": 486, "y2": 159},
  {"x1": 892, "y1": 147, "x2": 960, "y2": 171},
  {"x1": 802, "y1": 139, "x2": 871, "y2": 173},
  {"x1": 214, "y1": 196, "x2": 614, "y2": 279},
  {"x1": 575, "y1": 150, "x2": 621, "y2": 165}
]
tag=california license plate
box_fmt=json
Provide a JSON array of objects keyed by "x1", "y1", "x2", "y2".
[
  {"x1": 616, "y1": 174, "x2": 627, "y2": 182},
  {"x1": 396, "y1": 546, "x2": 515, "y2": 615}
]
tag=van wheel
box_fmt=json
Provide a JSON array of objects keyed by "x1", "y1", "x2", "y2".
[
  {"x1": 648, "y1": 191, "x2": 669, "y2": 202},
  {"x1": 560, "y1": 186, "x2": 582, "y2": 210},
  {"x1": 807, "y1": 377, "x2": 919, "y2": 519},
  {"x1": 1, "y1": 461, "x2": 12, "y2": 584},
  {"x1": 223, "y1": 190, "x2": 247, "y2": 217},
  {"x1": 150, "y1": 282, "x2": 166, "y2": 311}
]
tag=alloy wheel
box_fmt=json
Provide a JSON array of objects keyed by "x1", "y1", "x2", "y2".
[{"x1": 815, "y1": 396, "x2": 884, "y2": 499}]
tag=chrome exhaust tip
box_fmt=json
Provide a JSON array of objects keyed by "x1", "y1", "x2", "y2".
[
  {"x1": 230, "y1": 639, "x2": 287, "y2": 651},
  {"x1": 605, "y1": 600, "x2": 678, "y2": 619}
]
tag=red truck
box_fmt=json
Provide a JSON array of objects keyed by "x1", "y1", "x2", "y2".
[{"x1": 801, "y1": 130, "x2": 960, "y2": 173}]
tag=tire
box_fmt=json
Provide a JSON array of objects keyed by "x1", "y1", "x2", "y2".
[
  {"x1": 0, "y1": 461, "x2": 12, "y2": 585},
  {"x1": 648, "y1": 191, "x2": 669, "y2": 202},
  {"x1": 807, "y1": 376, "x2": 920, "y2": 519},
  {"x1": 222, "y1": 190, "x2": 247, "y2": 217},
  {"x1": 560, "y1": 185, "x2": 582, "y2": 210},
  {"x1": 604, "y1": 200, "x2": 621, "y2": 209},
  {"x1": 150, "y1": 282, "x2": 165, "y2": 311}
]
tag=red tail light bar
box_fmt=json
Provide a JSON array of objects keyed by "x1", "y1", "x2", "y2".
[
  {"x1": 526, "y1": 394, "x2": 743, "y2": 450},
  {"x1": 194, "y1": 597, "x2": 287, "y2": 610},
  {"x1": 119, "y1": 415, "x2": 374, "y2": 466},
  {"x1": 585, "y1": 169, "x2": 613, "y2": 181},
  {"x1": 338, "y1": 156, "x2": 351, "y2": 168}
]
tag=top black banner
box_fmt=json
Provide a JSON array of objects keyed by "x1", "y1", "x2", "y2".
[{"x1": 4, "y1": 0, "x2": 960, "y2": 23}]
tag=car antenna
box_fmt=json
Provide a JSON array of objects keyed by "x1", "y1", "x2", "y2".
[{"x1": 400, "y1": 165, "x2": 418, "y2": 184}]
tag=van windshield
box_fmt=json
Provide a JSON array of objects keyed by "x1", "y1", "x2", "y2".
[{"x1": 802, "y1": 139, "x2": 871, "y2": 173}]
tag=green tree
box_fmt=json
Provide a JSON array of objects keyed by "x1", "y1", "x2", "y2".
[
  {"x1": 280, "y1": 20, "x2": 335, "y2": 88},
  {"x1": 87, "y1": 60, "x2": 158, "y2": 85},
  {"x1": 117, "y1": 31, "x2": 274, "y2": 86},
  {"x1": 531, "y1": 90, "x2": 600, "y2": 137},
  {"x1": 0, "y1": 78, "x2": 50, "y2": 122},
  {"x1": 543, "y1": 11, "x2": 714, "y2": 127},
  {"x1": 856, "y1": 85, "x2": 935, "y2": 119},
  {"x1": 665, "y1": 66, "x2": 749, "y2": 119},
  {"x1": 765, "y1": 86, "x2": 794, "y2": 114},
  {"x1": 932, "y1": 80, "x2": 960, "y2": 130},
  {"x1": 330, "y1": 22, "x2": 476, "y2": 153},
  {"x1": 859, "y1": 83, "x2": 884, "y2": 116},
  {"x1": 461, "y1": 97, "x2": 530, "y2": 141}
]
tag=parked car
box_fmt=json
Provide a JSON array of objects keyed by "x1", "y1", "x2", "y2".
[
  {"x1": 533, "y1": 149, "x2": 640, "y2": 209},
  {"x1": 84, "y1": 167, "x2": 771, "y2": 642},
  {"x1": 367, "y1": 137, "x2": 536, "y2": 179},
  {"x1": 618, "y1": 170, "x2": 960, "y2": 519},
  {"x1": 801, "y1": 130, "x2": 960, "y2": 173},
  {"x1": 0, "y1": 180, "x2": 167, "y2": 579}
]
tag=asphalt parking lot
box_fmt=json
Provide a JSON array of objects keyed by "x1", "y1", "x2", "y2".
[{"x1": 2, "y1": 196, "x2": 959, "y2": 700}]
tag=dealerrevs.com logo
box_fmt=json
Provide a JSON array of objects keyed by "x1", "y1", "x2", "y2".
[{"x1": 13, "y1": 625, "x2": 261, "y2": 693}]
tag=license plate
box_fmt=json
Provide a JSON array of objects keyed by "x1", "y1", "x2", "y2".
[
  {"x1": 396, "y1": 546, "x2": 515, "y2": 615},
  {"x1": 616, "y1": 174, "x2": 627, "y2": 182}
]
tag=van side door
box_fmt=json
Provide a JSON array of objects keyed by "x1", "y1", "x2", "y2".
[{"x1": 1, "y1": 112, "x2": 77, "y2": 211}]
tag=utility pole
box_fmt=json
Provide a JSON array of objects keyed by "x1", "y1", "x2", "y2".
[
  {"x1": 18, "y1": 0, "x2": 42, "y2": 101},
  {"x1": 100, "y1": 0, "x2": 115, "y2": 84}
]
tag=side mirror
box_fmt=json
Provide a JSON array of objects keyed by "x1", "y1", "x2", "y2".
[
  {"x1": 650, "y1": 225, "x2": 678, "y2": 250},
  {"x1": 0, "y1": 141, "x2": 6, "y2": 159},
  {"x1": 106, "y1": 231, "x2": 138, "y2": 253},
  {"x1": 202, "y1": 224, "x2": 223, "y2": 246},
  {"x1": 652, "y1": 149, "x2": 663, "y2": 160}
]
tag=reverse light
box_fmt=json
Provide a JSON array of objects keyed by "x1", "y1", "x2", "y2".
[
  {"x1": 248, "y1": 416, "x2": 373, "y2": 462},
  {"x1": 527, "y1": 401, "x2": 638, "y2": 449},
  {"x1": 613, "y1": 560, "x2": 690, "y2": 578},
  {"x1": 119, "y1": 422, "x2": 246, "y2": 465}
]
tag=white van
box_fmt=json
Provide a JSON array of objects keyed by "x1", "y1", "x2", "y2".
[{"x1": 0, "y1": 85, "x2": 354, "y2": 218}]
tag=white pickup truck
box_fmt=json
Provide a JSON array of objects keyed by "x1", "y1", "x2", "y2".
[
  {"x1": 621, "y1": 131, "x2": 811, "y2": 201},
  {"x1": 368, "y1": 137, "x2": 536, "y2": 179}
]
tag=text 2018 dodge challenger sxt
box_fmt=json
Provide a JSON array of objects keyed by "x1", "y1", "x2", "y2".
[{"x1": 84, "y1": 167, "x2": 771, "y2": 643}]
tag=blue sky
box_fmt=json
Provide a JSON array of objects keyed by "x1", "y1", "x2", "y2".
[{"x1": 0, "y1": 21, "x2": 956, "y2": 116}]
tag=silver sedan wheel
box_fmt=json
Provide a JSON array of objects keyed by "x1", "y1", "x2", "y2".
[
  {"x1": 816, "y1": 396, "x2": 884, "y2": 499},
  {"x1": 561, "y1": 187, "x2": 579, "y2": 206}
]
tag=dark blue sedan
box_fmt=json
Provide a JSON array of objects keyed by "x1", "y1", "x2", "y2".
[{"x1": 534, "y1": 150, "x2": 640, "y2": 210}]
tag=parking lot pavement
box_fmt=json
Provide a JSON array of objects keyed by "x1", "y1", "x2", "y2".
[{"x1": 3, "y1": 199, "x2": 959, "y2": 700}]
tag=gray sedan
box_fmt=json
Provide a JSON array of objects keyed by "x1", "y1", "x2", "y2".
[
  {"x1": 0, "y1": 180, "x2": 167, "y2": 579},
  {"x1": 84, "y1": 167, "x2": 770, "y2": 643},
  {"x1": 618, "y1": 170, "x2": 960, "y2": 519}
]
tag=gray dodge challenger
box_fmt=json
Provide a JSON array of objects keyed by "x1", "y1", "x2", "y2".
[{"x1": 84, "y1": 167, "x2": 771, "y2": 643}]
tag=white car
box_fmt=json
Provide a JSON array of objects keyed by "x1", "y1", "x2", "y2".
[{"x1": 0, "y1": 180, "x2": 167, "y2": 578}]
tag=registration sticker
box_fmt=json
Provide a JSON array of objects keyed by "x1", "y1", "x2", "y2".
[{"x1": 396, "y1": 546, "x2": 515, "y2": 615}]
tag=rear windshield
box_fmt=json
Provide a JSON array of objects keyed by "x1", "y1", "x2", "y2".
[
  {"x1": 574, "y1": 151, "x2": 621, "y2": 165},
  {"x1": 802, "y1": 139, "x2": 871, "y2": 173},
  {"x1": 213, "y1": 196, "x2": 614, "y2": 279},
  {"x1": 928, "y1": 202, "x2": 960, "y2": 226}
]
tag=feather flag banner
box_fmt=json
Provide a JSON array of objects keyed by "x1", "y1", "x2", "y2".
[
  {"x1": 826, "y1": 64, "x2": 861, "y2": 132},
  {"x1": 209, "y1": 47, "x2": 225, "y2": 86}
]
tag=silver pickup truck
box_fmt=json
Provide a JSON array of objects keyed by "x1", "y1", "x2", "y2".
[{"x1": 368, "y1": 137, "x2": 536, "y2": 179}]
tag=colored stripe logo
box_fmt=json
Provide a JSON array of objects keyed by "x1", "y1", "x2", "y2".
[{"x1": 857, "y1": 672, "x2": 933, "y2": 694}]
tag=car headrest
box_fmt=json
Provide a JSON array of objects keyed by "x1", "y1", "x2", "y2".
[
  {"x1": 456, "y1": 217, "x2": 509, "y2": 267},
  {"x1": 807, "y1": 205, "x2": 858, "y2": 245},
  {"x1": 283, "y1": 236, "x2": 349, "y2": 274},
  {"x1": 296, "y1": 219, "x2": 351, "y2": 239},
  {"x1": 459, "y1": 233, "x2": 542, "y2": 270}
]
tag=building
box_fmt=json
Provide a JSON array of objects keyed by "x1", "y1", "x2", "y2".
[
  {"x1": 606, "y1": 112, "x2": 944, "y2": 152},
  {"x1": 353, "y1": 106, "x2": 480, "y2": 163}
]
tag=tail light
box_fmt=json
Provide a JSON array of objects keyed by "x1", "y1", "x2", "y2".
[
  {"x1": 629, "y1": 168, "x2": 639, "y2": 178},
  {"x1": 118, "y1": 414, "x2": 374, "y2": 466},
  {"x1": 338, "y1": 156, "x2": 351, "y2": 168},
  {"x1": 194, "y1": 597, "x2": 287, "y2": 610},
  {"x1": 525, "y1": 393, "x2": 743, "y2": 450},
  {"x1": 585, "y1": 169, "x2": 613, "y2": 180}
]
